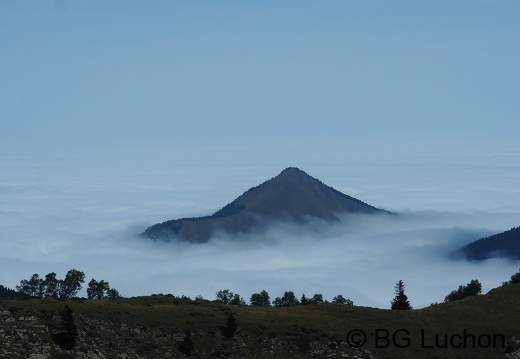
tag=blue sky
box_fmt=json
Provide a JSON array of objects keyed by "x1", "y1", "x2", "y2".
[
  {"x1": 1, "y1": 1, "x2": 520, "y2": 307},
  {"x1": 2, "y1": 1, "x2": 519, "y2": 153}
]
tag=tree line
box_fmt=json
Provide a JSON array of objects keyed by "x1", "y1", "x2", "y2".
[
  {"x1": 15, "y1": 269, "x2": 120, "y2": 300},
  {"x1": 8, "y1": 267, "x2": 520, "y2": 307},
  {"x1": 214, "y1": 289, "x2": 353, "y2": 307},
  {"x1": 213, "y1": 268, "x2": 520, "y2": 310}
]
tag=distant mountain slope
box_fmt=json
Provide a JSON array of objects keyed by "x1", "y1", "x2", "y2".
[
  {"x1": 458, "y1": 226, "x2": 520, "y2": 260},
  {"x1": 142, "y1": 167, "x2": 390, "y2": 242}
]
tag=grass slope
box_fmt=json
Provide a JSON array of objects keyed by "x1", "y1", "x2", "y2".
[{"x1": 1, "y1": 284, "x2": 520, "y2": 358}]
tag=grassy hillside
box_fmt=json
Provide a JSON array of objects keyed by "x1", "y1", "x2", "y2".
[{"x1": 1, "y1": 284, "x2": 520, "y2": 358}]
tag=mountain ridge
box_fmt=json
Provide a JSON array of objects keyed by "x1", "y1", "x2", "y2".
[
  {"x1": 458, "y1": 226, "x2": 520, "y2": 260},
  {"x1": 142, "y1": 167, "x2": 390, "y2": 243}
]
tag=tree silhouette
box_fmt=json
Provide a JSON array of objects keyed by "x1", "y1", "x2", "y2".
[
  {"x1": 300, "y1": 293, "x2": 309, "y2": 305},
  {"x1": 391, "y1": 280, "x2": 412, "y2": 310},
  {"x1": 310, "y1": 293, "x2": 324, "y2": 304},
  {"x1": 230, "y1": 293, "x2": 246, "y2": 306},
  {"x1": 250, "y1": 290, "x2": 270, "y2": 307},
  {"x1": 87, "y1": 279, "x2": 110, "y2": 300},
  {"x1": 444, "y1": 279, "x2": 482, "y2": 303},
  {"x1": 332, "y1": 295, "x2": 353, "y2": 306},
  {"x1": 107, "y1": 288, "x2": 122, "y2": 299},
  {"x1": 43, "y1": 272, "x2": 60, "y2": 298},
  {"x1": 59, "y1": 269, "x2": 85, "y2": 299},
  {"x1": 16, "y1": 270, "x2": 120, "y2": 300},
  {"x1": 215, "y1": 289, "x2": 234, "y2": 304},
  {"x1": 273, "y1": 291, "x2": 299, "y2": 307}
]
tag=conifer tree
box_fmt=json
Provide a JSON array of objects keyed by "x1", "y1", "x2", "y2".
[
  {"x1": 300, "y1": 293, "x2": 309, "y2": 305},
  {"x1": 391, "y1": 280, "x2": 412, "y2": 310}
]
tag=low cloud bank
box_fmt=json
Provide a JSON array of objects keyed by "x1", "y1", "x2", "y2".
[
  {"x1": 1, "y1": 206, "x2": 519, "y2": 309},
  {"x1": 2, "y1": 151, "x2": 520, "y2": 308}
]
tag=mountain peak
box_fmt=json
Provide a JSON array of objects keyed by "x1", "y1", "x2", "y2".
[
  {"x1": 143, "y1": 167, "x2": 390, "y2": 242},
  {"x1": 280, "y1": 166, "x2": 304, "y2": 174},
  {"x1": 277, "y1": 167, "x2": 310, "y2": 180},
  {"x1": 272, "y1": 167, "x2": 309, "y2": 183}
]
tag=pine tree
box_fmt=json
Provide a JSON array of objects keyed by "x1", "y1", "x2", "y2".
[
  {"x1": 300, "y1": 293, "x2": 309, "y2": 305},
  {"x1": 391, "y1": 280, "x2": 412, "y2": 310}
]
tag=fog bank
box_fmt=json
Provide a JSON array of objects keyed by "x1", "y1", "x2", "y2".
[{"x1": 1, "y1": 150, "x2": 519, "y2": 308}]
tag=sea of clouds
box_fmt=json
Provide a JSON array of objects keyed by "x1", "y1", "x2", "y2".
[{"x1": 1, "y1": 145, "x2": 519, "y2": 308}]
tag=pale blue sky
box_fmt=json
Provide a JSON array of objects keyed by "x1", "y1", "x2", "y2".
[{"x1": 2, "y1": 1, "x2": 519, "y2": 154}]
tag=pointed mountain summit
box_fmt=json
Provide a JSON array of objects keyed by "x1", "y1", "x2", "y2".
[{"x1": 142, "y1": 167, "x2": 390, "y2": 242}]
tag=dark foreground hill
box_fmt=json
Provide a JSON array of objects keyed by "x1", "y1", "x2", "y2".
[
  {"x1": 143, "y1": 167, "x2": 390, "y2": 242},
  {"x1": 1, "y1": 284, "x2": 520, "y2": 358},
  {"x1": 458, "y1": 226, "x2": 520, "y2": 261}
]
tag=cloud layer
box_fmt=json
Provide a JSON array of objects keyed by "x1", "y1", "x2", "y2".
[{"x1": 1, "y1": 150, "x2": 519, "y2": 309}]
